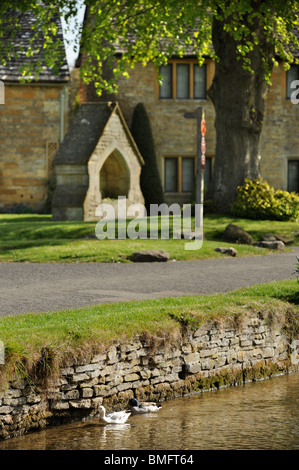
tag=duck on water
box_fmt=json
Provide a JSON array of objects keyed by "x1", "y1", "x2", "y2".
[{"x1": 129, "y1": 398, "x2": 162, "y2": 414}]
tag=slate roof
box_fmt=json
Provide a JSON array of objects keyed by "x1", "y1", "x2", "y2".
[
  {"x1": 53, "y1": 101, "x2": 144, "y2": 166},
  {"x1": 0, "y1": 9, "x2": 69, "y2": 82}
]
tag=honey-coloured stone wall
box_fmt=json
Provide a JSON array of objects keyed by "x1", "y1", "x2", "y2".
[{"x1": 0, "y1": 83, "x2": 68, "y2": 212}]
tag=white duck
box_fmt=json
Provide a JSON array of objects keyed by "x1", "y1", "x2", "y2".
[
  {"x1": 98, "y1": 405, "x2": 131, "y2": 424},
  {"x1": 129, "y1": 398, "x2": 162, "y2": 414}
]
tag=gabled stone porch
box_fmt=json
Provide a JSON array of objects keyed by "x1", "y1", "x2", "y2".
[{"x1": 52, "y1": 102, "x2": 144, "y2": 221}]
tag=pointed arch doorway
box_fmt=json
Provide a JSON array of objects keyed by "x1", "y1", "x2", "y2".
[{"x1": 100, "y1": 150, "x2": 130, "y2": 200}]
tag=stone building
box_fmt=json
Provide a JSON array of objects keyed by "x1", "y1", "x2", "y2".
[
  {"x1": 0, "y1": 10, "x2": 70, "y2": 213},
  {"x1": 0, "y1": 10, "x2": 145, "y2": 219},
  {"x1": 1, "y1": 8, "x2": 298, "y2": 217},
  {"x1": 111, "y1": 58, "x2": 217, "y2": 207},
  {"x1": 260, "y1": 62, "x2": 299, "y2": 193},
  {"x1": 77, "y1": 53, "x2": 299, "y2": 210}
]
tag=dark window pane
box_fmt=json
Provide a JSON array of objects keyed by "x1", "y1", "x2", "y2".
[
  {"x1": 288, "y1": 160, "x2": 299, "y2": 192},
  {"x1": 286, "y1": 65, "x2": 299, "y2": 99},
  {"x1": 164, "y1": 158, "x2": 178, "y2": 192},
  {"x1": 194, "y1": 64, "x2": 206, "y2": 99},
  {"x1": 182, "y1": 157, "x2": 195, "y2": 192},
  {"x1": 159, "y1": 64, "x2": 172, "y2": 99},
  {"x1": 176, "y1": 64, "x2": 189, "y2": 99}
]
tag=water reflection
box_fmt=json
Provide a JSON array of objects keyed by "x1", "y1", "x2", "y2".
[{"x1": 0, "y1": 373, "x2": 298, "y2": 450}]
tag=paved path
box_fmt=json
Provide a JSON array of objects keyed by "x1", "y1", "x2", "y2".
[{"x1": 0, "y1": 247, "x2": 298, "y2": 317}]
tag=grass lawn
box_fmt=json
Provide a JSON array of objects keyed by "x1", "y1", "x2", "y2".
[{"x1": 0, "y1": 213, "x2": 298, "y2": 262}]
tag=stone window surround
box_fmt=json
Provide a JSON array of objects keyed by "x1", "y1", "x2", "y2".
[
  {"x1": 163, "y1": 154, "x2": 213, "y2": 194},
  {"x1": 282, "y1": 154, "x2": 299, "y2": 192},
  {"x1": 158, "y1": 59, "x2": 209, "y2": 101},
  {"x1": 286, "y1": 64, "x2": 299, "y2": 99}
]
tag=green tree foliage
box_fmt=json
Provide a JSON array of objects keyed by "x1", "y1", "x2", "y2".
[
  {"x1": 1, "y1": 1, "x2": 298, "y2": 91},
  {"x1": 130, "y1": 103, "x2": 164, "y2": 210},
  {"x1": 232, "y1": 179, "x2": 299, "y2": 221}
]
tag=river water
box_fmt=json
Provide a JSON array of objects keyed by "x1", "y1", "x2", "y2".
[{"x1": 0, "y1": 373, "x2": 298, "y2": 451}]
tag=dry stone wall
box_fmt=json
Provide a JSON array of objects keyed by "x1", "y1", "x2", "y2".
[{"x1": 1, "y1": 312, "x2": 298, "y2": 440}]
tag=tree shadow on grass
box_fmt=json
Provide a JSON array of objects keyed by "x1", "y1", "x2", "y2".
[
  {"x1": 0, "y1": 239, "x2": 70, "y2": 251},
  {"x1": 0, "y1": 216, "x2": 51, "y2": 223}
]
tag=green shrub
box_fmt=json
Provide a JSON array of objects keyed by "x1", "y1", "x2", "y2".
[{"x1": 231, "y1": 178, "x2": 299, "y2": 221}]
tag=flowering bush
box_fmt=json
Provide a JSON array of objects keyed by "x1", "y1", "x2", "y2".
[{"x1": 231, "y1": 179, "x2": 299, "y2": 221}]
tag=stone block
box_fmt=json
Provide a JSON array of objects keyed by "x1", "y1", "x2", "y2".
[
  {"x1": 184, "y1": 352, "x2": 200, "y2": 364},
  {"x1": 116, "y1": 382, "x2": 135, "y2": 392},
  {"x1": 69, "y1": 399, "x2": 91, "y2": 409},
  {"x1": 226, "y1": 351, "x2": 238, "y2": 363},
  {"x1": 240, "y1": 339, "x2": 253, "y2": 348},
  {"x1": 91, "y1": 354, "x2": 106, "y2": 364},
  {"x1": 71, "y1": 373, "x2": 90, "y2": 383},
  {"x1": 93, "y1": 385, "x2": 107, "y2": 396},
  {"x1": 89, "y1": 369, "x2": 101, "y2": 379},
  {"x1": 79, "y1": 378, "x2": 99, "y2": 388},
  {"x1": 61, "y1": 383, "x2": 77, "y2": 392},
  {"x1": 199, "y1": 348, "x2": 218, "y2": 358},
  {"x1": 0, "y1": 406, "x2": 13, "y2": 414},
  {"x1": 52, "y1": 401, "x2": 70, "y2": 410},
  {"x1": 91, "y1": 397, "x2": 103, "y2": 408},
  {"x1": 60, "y1": 367, "x2": 75, "y2": 376},
  {"x1": 64, "y1": 390, "x2": 80, "y2": 400},
  {"x1": 124, "y1": 373, "x2": 140, "y2": 382},
  {"x1": 81, "y1": 388, "x2": 94, "y2": 398},
  {"x1": 263, "y1": 347, "x2": 275, "y2": 358},
  {"x1": 75, "y1": 364, "x2": 100, "y2": 373},
  {"x1": 3, "y1": 397, "x2": 27, "y2": 406},
  {"x1": 187, "y1": 363, "x2": 201, "y2": 374}
]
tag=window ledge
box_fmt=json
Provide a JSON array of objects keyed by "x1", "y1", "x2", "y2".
[
  {"x1": 164, "y1": 192, "x2": 192, "y2": 195},
  {"x1": 159, "y1": 99, "x2": 208, "y2": 103}
]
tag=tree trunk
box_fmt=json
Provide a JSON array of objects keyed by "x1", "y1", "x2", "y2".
[{"x1": 207, "y1": 14, "x2": 275, "y2": 213}]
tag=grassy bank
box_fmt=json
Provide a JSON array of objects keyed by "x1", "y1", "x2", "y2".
[
  {"x1": 0, "y1": 214, "x2": 298, "y2": 262},
  {"x1": 0, "y1": 279, "x2": 298, "y2": 387}
]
